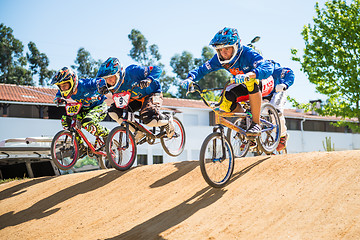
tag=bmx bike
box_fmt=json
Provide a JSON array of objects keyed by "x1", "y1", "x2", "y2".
[
  {"x1": 228, "y1": 90, "x2": 288, "y2": 157},
  {"x1": 189, "y1": 80, "x2": 281, "y2": 188},
  {"x1": 105, "y1": 84, "x2": 186, "y2": 171},
  {"x1": 51, "y1": 101, "x2": 108, "y2": 171}
]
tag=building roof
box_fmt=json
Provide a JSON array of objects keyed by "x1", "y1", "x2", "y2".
[
  {"x1": 0, "y1": 84, "x2": 56, "y2": 104},
  {"x1": 0, "y1": 83, "x2": 208, "y2": 109},
  {"x1": 0, "y1": 83, "x2": 345, "y2": 122}
]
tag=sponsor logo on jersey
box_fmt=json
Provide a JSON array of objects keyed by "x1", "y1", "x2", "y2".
[
  {"x1": 229, "y1": 68, "x2": 244, "y2": 75},
  {"x1": 205, "y1": 61, "x2": 211, "y2": 70}
]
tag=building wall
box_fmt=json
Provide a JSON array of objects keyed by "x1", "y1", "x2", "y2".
[{"x1": 1, "y1": 113, "x2": 359, "y2": 165}]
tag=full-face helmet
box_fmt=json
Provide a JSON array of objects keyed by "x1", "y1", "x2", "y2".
[
  {"x1": 209, "y1": 27, "x2": 242, "y2": 65},
  {"x1": 51, "y1": 67, "x2": 78, "y2": 98},
  {"x1": 96, "y1": 57, "x2": 125, "y2": 90}
]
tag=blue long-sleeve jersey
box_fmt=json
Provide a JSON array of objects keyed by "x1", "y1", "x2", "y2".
[
  {"x1": 55, "y1": 78, "x2": 106, "y2": 109},
  {"x1": 270, "y1": 60, "x2": 295, "y2": 94},
  {"x1": 187, "y1": 45, "x2": 274, "y2": 81},
  {"x1": 106, "y1": 65, "x2": 162, "y2": 99}
]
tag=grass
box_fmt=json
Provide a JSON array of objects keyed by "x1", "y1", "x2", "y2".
[{"x1": 0, "y1": 176, "x2": 28, "y2": 184}]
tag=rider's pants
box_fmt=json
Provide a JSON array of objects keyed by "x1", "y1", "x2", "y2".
[{"x1": 61, "y1": 102, "x2": 109, "y2": 143}]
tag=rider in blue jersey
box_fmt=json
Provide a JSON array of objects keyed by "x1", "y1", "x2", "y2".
[
  {"x1": 182, "y1": 27, "x2": 274, "y2": 136},
  {"x1": 263, "y1": 60, "x2": 295, "y2": 151},
  {"x1": 96, "y1": 57, "x2": 175, "y2": 139},
  {"x1": 51, "y1": 67, "x2": 110, "y2": 154}
]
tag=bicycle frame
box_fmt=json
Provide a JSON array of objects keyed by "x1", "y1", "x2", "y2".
[
  {"x1": 112, "y1": 85, "x2": 171, "y2": 145},
  {"x1": 65, "y1": 102, "x2": 106, "y2": 157},
  {"x1": 194, "y1": 82, "x2": 277, "y2": 136},
  {"x1": 193, "y1": 82, "x2": 248, "y2": 134}
]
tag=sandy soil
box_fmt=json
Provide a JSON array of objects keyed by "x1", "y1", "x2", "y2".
[{"x1": 0, "y1": 150, "x2": 359, "y2": 240}]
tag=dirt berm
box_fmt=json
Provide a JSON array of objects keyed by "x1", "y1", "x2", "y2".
[{"x1": 0, "y1": 150, "x2": 359, "y2": 239}]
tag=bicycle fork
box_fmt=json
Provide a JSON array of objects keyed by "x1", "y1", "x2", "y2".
[{"x1": 213, "y1": 125, "x2": 227, "y2": 162}]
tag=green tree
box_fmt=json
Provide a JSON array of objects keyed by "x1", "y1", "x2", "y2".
[
  {"x1": 71, "y1": 47, "x2": 101, "y2": 78},
  {"x1": 128, "y1": 29, "x2": 161, "y2": 66},
  {"x1": 170, "y1": 46, "x2": 230, "y2": 99},
  {"x1": 0, "y1": 23, "x2": 32, "y2": 85},
  {"x1": 127, "y1": 29, "x2": 174, "y2": 96},
  {"x1": 27, "y1": 41, "x2": 54, "y2": 86},
  {"x1": 292, "y1": 0, "x2": 360, "y2": 132}
]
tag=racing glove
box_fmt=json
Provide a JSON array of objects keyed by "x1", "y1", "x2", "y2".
[
  {"x1": 53, "y1": 97, "x2": 65, "y2": 107},
  {"x1": 181, "y1": 78, "x2": 194, "y2": 91},
  {"x1": 97, "y1": 79, "x2": 109, "y2": 95},
  {"x1": 275, "y1": 83, "x2": 287, "y2": 92},
  {"x1": 139, "y1": 79, "x2": 152, "y2": 89},
  {"x1": 231, "y1": 74, "x2": 249, "y2": 84}
]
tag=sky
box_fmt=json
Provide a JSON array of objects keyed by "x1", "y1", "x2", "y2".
[{"x1": 0, "y1": 0, "x2": 329, "y2": 105}]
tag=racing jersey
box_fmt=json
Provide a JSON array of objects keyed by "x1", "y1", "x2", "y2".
[
  {"x1": 111, "y1": 65, "x2": 162, "y2": 99},
  {"x1": 270, "y1": 60, "x2": 295, "y2": 94},
  {"x1": 55, "y1": 78, "x2": 106, "y2": 110},
  {"x1": 187, "y1": 45, "x2": 274, "y2": 81}
]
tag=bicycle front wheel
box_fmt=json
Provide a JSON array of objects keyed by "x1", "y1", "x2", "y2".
[
  {"x1": 199, "y1": 132, "x2": 235, "y2": 188},
  {"x1": 161, "y1": 116, "x2": 186, "y2": 157},
  {"x1": 51, "y1": 130, "x2": 79, "y2": 171},
  {"x1": 106, "y1": 126, "x2": 137, "y2": 171}
]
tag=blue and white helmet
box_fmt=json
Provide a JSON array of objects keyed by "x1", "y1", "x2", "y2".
[
  {"x1": 209, "y1": 27, "x2": 242, "y2": 65},
  {"x1": 97, "y1": 57, "x2": 125, "y2": 90}
]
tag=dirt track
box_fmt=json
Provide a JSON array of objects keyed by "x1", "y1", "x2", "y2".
[{"x1": 0, "y1": 150, "x2": 359, "y2": 239}]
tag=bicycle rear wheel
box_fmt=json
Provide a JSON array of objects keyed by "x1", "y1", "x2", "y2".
[
  {"x1": 106, "y1": 126, "x2": 137, "y2": 171},
  {"x1": 199, "y1": 132, "x2": 235, "y2": 188},
  {"x1": 51, "y1": 130, "x2": 79, "y2": 170},
  {"x1": 161, "y1": 116, "x2": 186, "y2": 157},
  {"x1": 226, "y1": 118, "x2": 250, "y2": 158},
  {"x1": 257, "y1": 103, "x2": 281, "y2": 154}
]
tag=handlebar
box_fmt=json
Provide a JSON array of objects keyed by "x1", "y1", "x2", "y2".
[{"x1": 187, "y1": 81, "x2": 232, "y2": 110}]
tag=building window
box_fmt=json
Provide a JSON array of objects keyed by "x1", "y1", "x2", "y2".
[
  {"x1": 137, "y1": 154, "x2": 147, "y2": 165},
  {"x1": 153, "y1": 155, "x2": 163, "y2": 164},
  {"x1": 286, "y1": 118, "x2": 301, "y2": 130}
]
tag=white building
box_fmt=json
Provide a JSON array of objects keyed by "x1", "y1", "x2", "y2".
[{"x1": 0, "y1": 84, "x2": 359, "y2": 177}]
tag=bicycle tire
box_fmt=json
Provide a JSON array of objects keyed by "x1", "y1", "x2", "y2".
[
  {"x1": 199, "y1": 132, "x2": 235, "y2": 188},
  {"x1": 257, "y1": 103, "x2": 281, "y2": 154},
  {"x1": 161, "y1": 116, "x2": 186, "y2": 157},
  {"x1": 106, "y1": 126, "x2": 137, "y2": 171},
  {"x1": 51, "y1": 130, "x2": 79, "y2": 171},
  {"x1": 226, "y1": 118, "x2": 250, "y2": 158}
]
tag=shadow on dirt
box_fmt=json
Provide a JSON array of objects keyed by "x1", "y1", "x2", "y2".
[
  {"x1": 150, "y1": 161, "x2": 198, "y2": 188},
  {"x1": 0, "y1": 177, "x2": 54, "y2": 201},
  {"x1": 0, "y1": 169, "x2": 130, "y2": 230},
  {"x1": 228, "y1": 156, "x2": 271, "y2": 185},
  {"x1": 106, "y1": 186, "x2": 226, "y2": 239}
]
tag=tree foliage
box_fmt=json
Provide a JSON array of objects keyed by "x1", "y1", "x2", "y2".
[
  {"x1": 71, "y1": 47, "x2": 101, "y2": 79},
  {"x1": 128, "y1": 29, "x2": 161, "y2": 66},
  {"x1": 170, "y1": 46, "x2": 230, "y2": 98},
  {"x1": 0, "y1": 23, "x2": 33, "y2": 85},
  {"x1": 127, "y1": 29, "x2": 174, "y2": 96},
  {"x1": 27, "y1": 41, "x2": 54, "y2": 86},
  {"x1": 292, "y1": 0, "x2": 360, "y2": 132}
]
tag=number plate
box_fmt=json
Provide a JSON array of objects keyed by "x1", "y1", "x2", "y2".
[
  {"x1": 113, "y1": 92, "x2": 131, "y2": 109},
  {"x1": 65, "y1": 102, "x2": 82, "y2": 116}
]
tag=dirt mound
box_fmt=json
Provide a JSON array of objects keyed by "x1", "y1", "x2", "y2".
[{"x1": 1, "y1": 150, "x2": 360, "y2": 239}]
